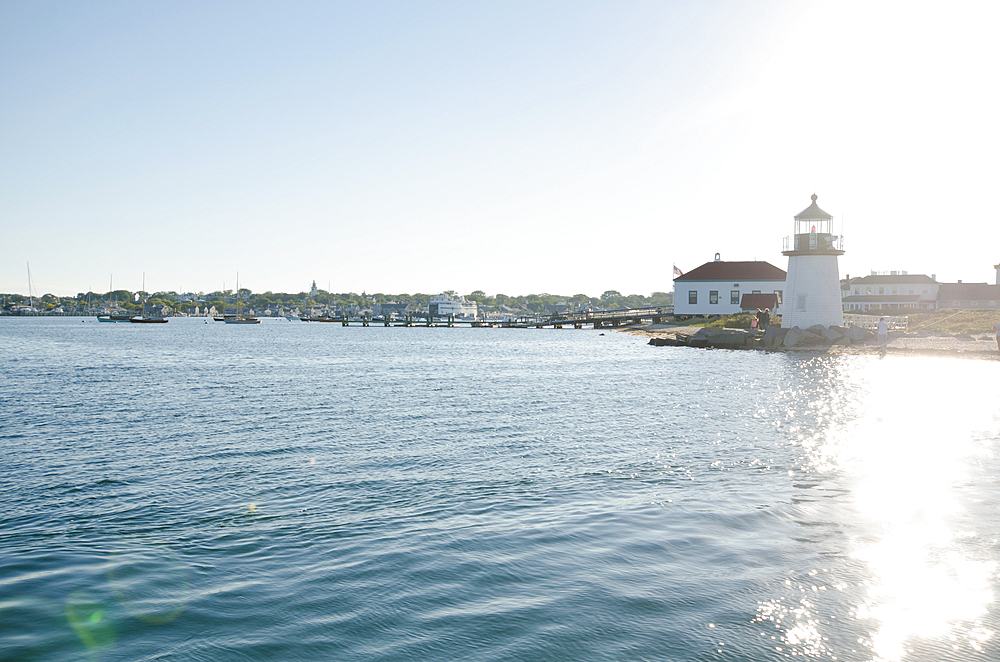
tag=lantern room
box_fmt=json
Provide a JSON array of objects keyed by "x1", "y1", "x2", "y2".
[{"x1": 783, "y1": 193, "x2": 844, "y2": 255}]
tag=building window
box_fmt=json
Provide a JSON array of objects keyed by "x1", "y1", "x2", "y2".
[
  {"x1": 689, "y1": 291, "x2": 698, "y2": 305},
  {"x1": 866, "y1": 286, "x2": 872, "y2": 294},
  {"x1": 954, "y1": 301, "x2": 960, "y2": 307},
  {"x1": 731, "y1": 290, "x2": 740, "y2": 305},
  {"x1": 752, "y1": 290, "x2": 761, "y2": 294},
  {"x1": 796, "y1": 294, "x2": 807, "y2": 312},
  {"x1": 923, "y1": 287, "x2": 929, "y2": 294},
  {"x1": 854, "y1": 287, "x2": 860, "y2": 294},
  {"x1": 879, "y1": 287, "x2": 885, "y2": 294},
  {"x1": 775, "y1": 290, "x2": 783, "y2": 304},
  {"x1": 990, "y1": 301, "x2": 997, "y2": 307},
  {"x1": 971, "y1": 301, "x2": 979, "y2": 307},
  {"x1": 709, "y1": 291, "x2": 719, "y2": 304}
]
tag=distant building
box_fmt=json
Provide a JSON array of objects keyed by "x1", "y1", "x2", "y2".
[
  {"x1": 841, "y1": 273, "x2": 938, "y2": 312},
  {"x1": 310, "y1": 281, "x2": 318, "y2": 297},
  {"x1": 379, "y1": 302, "x2": 409, "y2": 317},
  {"x1": 673, "y1": 255, "x2": 786, "y2": 317},
  {"x1": 936, "y1": 282, "x2": 1000, "y2": 310}
]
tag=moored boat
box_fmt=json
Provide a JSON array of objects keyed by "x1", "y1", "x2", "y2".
[{"x1": 222, "y1": 274, "x2": 260, "y2": 324}]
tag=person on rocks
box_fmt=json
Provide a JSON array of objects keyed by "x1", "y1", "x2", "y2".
[
  {"x1": 995, "y1": 321, "x2": 1000, "y2": 352},
  {"x1": 877, "y1": 317, "x2": 889, "y2": 354},
  {"x1": 760, "y1": 308, "x2": 770, "y2": 331}
]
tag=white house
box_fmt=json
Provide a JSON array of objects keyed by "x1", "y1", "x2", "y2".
[
  {"x1": 673, "y1": 255, "x2": 786, "y2": 317},
  {"x1": 841, "y1": 272, "x2": 938, "y2": 312}
]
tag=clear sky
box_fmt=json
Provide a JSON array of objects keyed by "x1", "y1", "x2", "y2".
[{"x1": 2, "y1": 1, "x2": 998, "y2": 298}]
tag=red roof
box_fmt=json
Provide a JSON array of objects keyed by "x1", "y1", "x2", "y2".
[
  {"x1": 674, "y1": 260, "x2": 786, "y2": 282},
  {"x1": 740, "y1": 293, "x2": 778, "y2": 311}
]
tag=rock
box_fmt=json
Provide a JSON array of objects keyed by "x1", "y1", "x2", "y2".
[
  {"x1": 821, "y1": 326, "x2": 843, "y2": 342},
  {"x1": 686, "y1": 328, "x2": 713, "y2": 348},
  {"x1": 955, "y1": 333, "x2": 974, "y2": 341},
  {"x1": 806, "y1": 324, "x2": 827, "y2": 334},
  {"x1": 710, "y1": 329, "x2": 754, "y2": 349},
  {"x1": 783, "y1": 327, "x2": 828, "y2": 347},
  {"x1": 832, "y1": 336, "x2": 851, "y2": 345},
  {"x1": 762, "y1": 326, "x2": 789, "y2": 348},
  {"x1": 688, "y1": 328, "x2": 752, "y2": 349},
  {"x1": 648, "y1": 336, "x2": 686, "y2": 347},
  {"x1": 830, "y1": 325, "x2": 849, "y2": 336},
  {"x1": 844, "y1": 325, "x2": 869, "y2": 342}
]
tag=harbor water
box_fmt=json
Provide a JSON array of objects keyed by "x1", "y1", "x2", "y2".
[{"x1": 2, "y1": 317, "x2": 1000, "y2": 661}]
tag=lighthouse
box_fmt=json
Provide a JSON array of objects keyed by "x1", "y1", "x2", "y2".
[{"x1": 781, "y1": 194, "x2": 844, "y2": 329}]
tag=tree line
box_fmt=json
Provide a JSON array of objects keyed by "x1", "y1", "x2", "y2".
[{"x1": 2, "y1": 288, "x2": 673, "y2": 314}]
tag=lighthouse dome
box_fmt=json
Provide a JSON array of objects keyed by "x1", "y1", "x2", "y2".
[{"x1": 794, "y1": 193, "x2": 833, "y2": 220}]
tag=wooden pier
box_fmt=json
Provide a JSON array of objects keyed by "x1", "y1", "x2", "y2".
[{"x1": 299, "y1": 307, "x2": 670, "y2": 329}]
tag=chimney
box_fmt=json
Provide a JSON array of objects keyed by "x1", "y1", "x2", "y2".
[
  {"x1": 958, "y1": 280, "x2": 962, "y2": 284},
  {"x1": 995, "y1": 263, "x2": 1000, "y2": 285}
]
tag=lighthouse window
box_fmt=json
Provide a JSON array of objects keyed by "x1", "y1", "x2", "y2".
[
  {"x1": 709, "y1": 291, "x2": 719, "y2": 305},
  {"x1": 796, "y1": 294, "x2": 807, "y2": 312},
  {"x1": 775, "y1": 290, "x2": 783, "y2": 304},
  {"x1": 688, "y1": 291, "x2": 698, "y2": 305},
  {"x1": 731, "y1": 290, "x2": 740, "y2": 304}
]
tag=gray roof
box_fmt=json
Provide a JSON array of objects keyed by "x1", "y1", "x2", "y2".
[
  {"x1": 844, "y1": 274, "x2": 938, "y2": 286},
  {"x1": 937, "y1": 283, "x2": 1000, "y2": 300},
  {"x1": 794, "y1": 194, "x2": 832, "y2": 220}
]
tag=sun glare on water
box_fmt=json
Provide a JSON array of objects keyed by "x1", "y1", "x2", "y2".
[{"x1": 814, "y1": 357, "x2": 999, "y2": 661}]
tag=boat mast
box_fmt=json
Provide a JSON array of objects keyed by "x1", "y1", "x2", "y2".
[{"x1": 26, "y1": 262, "x2": 33, "y2": 307}]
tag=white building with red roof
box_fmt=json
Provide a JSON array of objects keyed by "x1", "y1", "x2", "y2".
[{"x1": 672, "y1": 254, "x2": 786, "y2": 317}]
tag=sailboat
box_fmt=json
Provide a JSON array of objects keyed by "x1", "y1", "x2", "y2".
[
  {"x1": 130, "y1": 273, "x2": 168, "y2": 323},
  {"x1": 223, "y1": 274, "x2": 260, "y2": 324},
  {"x1": 97, "y1": 275, "x2": 131, "y2": 322}
]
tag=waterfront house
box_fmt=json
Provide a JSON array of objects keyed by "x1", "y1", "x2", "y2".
[
  {"x1": 935, "y1": 282, "x2": 1000, "y2": 309},
  {"x1": 841, "y1": 272, "x2": 939, "y2": 312},
  {"x1": 672, "y1": 255, "x2": 786, "y2": 318}
]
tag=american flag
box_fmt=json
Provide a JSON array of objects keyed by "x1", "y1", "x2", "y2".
[{"x1": 672, "y1": 265, "x2": 683, "y2": 279}]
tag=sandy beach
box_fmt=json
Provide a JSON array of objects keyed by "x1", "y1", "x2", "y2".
[{"x1": 618, "y1": 324, "x2": 1000, "y2": 360}]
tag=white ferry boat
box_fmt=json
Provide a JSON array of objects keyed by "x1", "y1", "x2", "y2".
[{"x1": 428, "y1": 294, "x2": 478, "y2": 320}]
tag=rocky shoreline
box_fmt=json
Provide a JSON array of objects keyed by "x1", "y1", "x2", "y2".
[{"x1": 618, "y1": 323, "x2": 1000, "y2": 360}]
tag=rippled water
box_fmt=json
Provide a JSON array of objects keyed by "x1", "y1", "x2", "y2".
[{"x1": 2, "y1": 317, "x2": 999, "y2": 661}]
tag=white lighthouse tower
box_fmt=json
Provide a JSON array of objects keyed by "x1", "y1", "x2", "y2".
[{"x1": 781, "y1": 194, "x2": 844, "y2": 329}]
